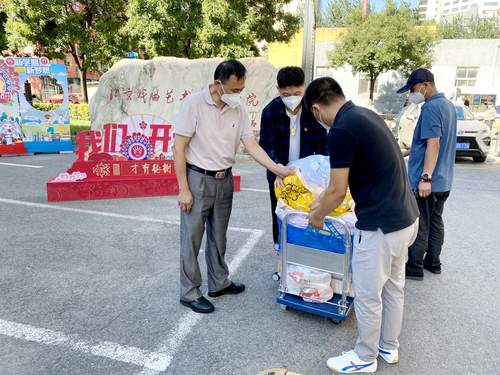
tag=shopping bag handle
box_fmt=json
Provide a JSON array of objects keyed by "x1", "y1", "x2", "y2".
[{"x1": 305, "y1": 222, "x2": 342, "y2": 240}]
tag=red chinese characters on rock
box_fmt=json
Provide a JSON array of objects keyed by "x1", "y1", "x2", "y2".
[
  {"x1": 151, "y1": 91, "x2": 160, "y2": 102},
  {"x1": 137, "y1": 88, "x2": 147, "y2": 104},
  {"x1": 180, "y1": 90, "x2": 191, "y2": 101},
  {"x1": 110, "y1": 89, "x2": 119, "y2": 101},
  {"x1": 165, "y1": 89, "x2": 174, "y2": 104},
  {"x1": 246, "y1": 93, "x2": 259, "y2": 107},
  {"x1": 124, "y1": 88, "x2": 134, "y2": 101}
]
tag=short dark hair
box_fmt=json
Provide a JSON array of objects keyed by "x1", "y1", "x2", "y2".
[
  {"x1": 304, "y1": 77, "x2": 345, "y2": 109},
  {"x1": 277, "y1": 67, "x2": 305, "y2": 88},
  {"x1": 214, "y1": 60, "x2": 246, "y2": 83}
]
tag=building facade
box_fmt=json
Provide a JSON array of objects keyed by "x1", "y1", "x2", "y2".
[
  {"x1": 314, "y1": 38, "x2": 500, "y2": 113},
  {"x1": 269, "y1": 30, "x2": 500, "y2": 114},
  {"x1": 419, "y1": 0, "x2": 500, "y2": 21}
]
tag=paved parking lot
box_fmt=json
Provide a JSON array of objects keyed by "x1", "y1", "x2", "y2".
[{"x1": 0, "y1": 153, "x2": 499, "y2": 374}]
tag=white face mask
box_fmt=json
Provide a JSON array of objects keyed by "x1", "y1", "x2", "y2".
[
  {"x1": 218, "y1": 81, "x2": 240, "y2": 108},
  {"x1": 282, "y1": 96, "x2": 302, "y2": 111},
  {"x1": 409, "y1": 84, "x2": 426, "y2": 105},
  {"x1": 313, "y1": 107, "x2": 330, "y2": 132}
]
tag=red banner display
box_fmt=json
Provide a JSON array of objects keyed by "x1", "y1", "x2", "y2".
[{"x1": 47, "y1": 120, "x2": 241, "y2": 202}]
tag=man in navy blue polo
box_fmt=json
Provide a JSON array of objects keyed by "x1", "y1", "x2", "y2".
[
  {"x1": 305, "y1": 77, "x2": 419, "y2": 373},
  {"x1": 397, "y1": 68, "x2": 457, "y2": 280}
]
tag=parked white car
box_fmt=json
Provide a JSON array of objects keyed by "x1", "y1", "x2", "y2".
[{"x1": 396, "y1": 103, "x2": 492, "y2": 163}]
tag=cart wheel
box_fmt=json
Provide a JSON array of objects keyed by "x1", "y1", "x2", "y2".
[
  {"x1": 329, "y1": 318, "x2": 342, "y2": 325},
  {"x1": 271, "y1": 272, "x2": 281, "y2": 281},
  {"x1": 279, "y1": 303, "x2": 291, "y2": 311}
]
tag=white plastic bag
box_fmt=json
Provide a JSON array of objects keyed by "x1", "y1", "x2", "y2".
[{"x1": 286, "y1": 264, "x2": 334, "y2": 303}]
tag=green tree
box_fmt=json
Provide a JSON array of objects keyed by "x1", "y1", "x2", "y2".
[
  {"x1": 327, "y1": 0, "x2": 437, "y2": 105},
  {"x1": 317, "y1": 0, "x2": 366, "y2": 28},
  {"x1": 124, "y1": 0, "x2": 301, "y2": 59},
  {"x1": 438, "y1": 12, "x2": 500, "y2": 39},
  {"x1": 0, "y1": 10, "x2": 7, "y2": 54},
  {"x1": 1, "y1": 0, "x2": 129, "y2": 103}
]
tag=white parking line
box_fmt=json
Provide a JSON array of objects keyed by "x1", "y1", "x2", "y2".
[
  {"x1": 0, "y1": 162, "x2": 43, "y2": 168},
  {"x1": 0, "y1": 198, "x2": 259, "y2": 233},
  {"x1": 0, "y1": 319, "x2": 171, "y2": 371},
  {"x1": 0, "y1": 197, "x2": 265, "y2": 373},
  {"x1": 137, "y1": 229, "x2": 264, "y2": 375},
  {"x1": 240, "y1": 187, "x2": 268, "y2": 193}
]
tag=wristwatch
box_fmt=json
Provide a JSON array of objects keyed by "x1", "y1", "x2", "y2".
[{"x1": 419, "y1": 172, "x2": 432, "y2": 183}]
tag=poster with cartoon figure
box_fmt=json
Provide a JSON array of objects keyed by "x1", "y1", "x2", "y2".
[
  {"x1": 0, "y1": 100, "x2": 24, "y2": 145},
  {"x1": 0, "y1": 57, "x2": 74, "y2": 153}
]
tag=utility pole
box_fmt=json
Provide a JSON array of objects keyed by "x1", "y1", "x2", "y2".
[
  {"x1": 362, "y1": 0, "x2": 368, "y2": 19},
  {"x1": 302, "y1": 0, "x2": 316, "y2": 83}
]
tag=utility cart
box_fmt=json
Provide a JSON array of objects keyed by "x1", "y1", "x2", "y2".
[{"x1": 277, "y1": 211, "x2": 355, "y2": 324}]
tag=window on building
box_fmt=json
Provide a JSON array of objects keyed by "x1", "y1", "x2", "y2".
[
  {"x1": 443, "y1": 9, "x2": 450, "y2": 12},
  {"x1": 455, "y1": 67, "x2": 478, "y2": 87},
  {"x1": 484, "y1": 2, "x2": 498, "y2": 5},
  {"x1": 444, "y1": 2, "x2": 450, "y2": 5},
  {"x1": 452, "y1": 0, "x2": 459, "y2": 3},
  {"x1": 420, "y1": 6, "x2": 427, "y2": 11},
  {"x1": 315, "y1": 67, "x2": 335, "y2": 78},
  {"x1": 358, "y1": 73, "x2": 378, "y2": 95},
  {"x1": 461, "y1": 5, "x2": 468, "y2": 9},
  {"x1": 471, "y1": 3, "x2": 478, "y2": 7},
  {"x1": 419, "y1": 0, "x2": 428, "y2": 5},
  {"x1": 452, "y1": 7, "x2": 459, "y2": 11}
]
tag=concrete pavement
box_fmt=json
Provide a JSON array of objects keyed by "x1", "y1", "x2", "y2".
[{"x1": 0, "y1": 153, "x2": 499, "y2": 374}]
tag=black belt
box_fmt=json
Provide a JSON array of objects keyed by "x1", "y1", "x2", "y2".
[{"x1": 186, "y1": 163, "x2": 232, "y2": 179}]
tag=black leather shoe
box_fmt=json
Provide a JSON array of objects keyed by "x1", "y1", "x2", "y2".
[
  {"x1": 180, "y1": 296, "x2": 214, "y2": 314},
  {"x1": 406, "y1": 267, "x2": 424, "y2": 280},
  {"x1": 208, "y1": 282, "x2": 245, "y2": 297},
  {"x1": 424, "y1": 264, "x2": 442, "y2": 274}
]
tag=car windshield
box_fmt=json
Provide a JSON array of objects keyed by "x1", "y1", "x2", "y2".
[{"x1": 455, "y1": 105, "x2": 475, "y2": 121}]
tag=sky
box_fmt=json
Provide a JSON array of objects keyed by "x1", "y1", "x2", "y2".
[{"x1": 321, "y1": 0, "x2": 419, "y2": 12}]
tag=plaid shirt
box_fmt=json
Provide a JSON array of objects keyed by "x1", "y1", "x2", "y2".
[{"x1": 259, "y1": 97, "x2": 328, "y2": 181}]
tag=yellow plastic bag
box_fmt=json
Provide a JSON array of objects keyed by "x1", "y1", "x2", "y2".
[
  {"x1": 275, "y1": 175, "x2": 314, "y2": 212},
  {"x1": 275, "y1": 175, "x2": 353, "y2": 216}
]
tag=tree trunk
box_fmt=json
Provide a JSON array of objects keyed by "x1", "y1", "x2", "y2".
[
  {"x1": 369, "y1": 76, "x2": 376, "y2": 108},
  {"x1": 79, "y1": 66, "x2": 88, "y2": 104}
]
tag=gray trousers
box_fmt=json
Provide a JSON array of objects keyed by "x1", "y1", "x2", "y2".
[
  {"x1": 352, "y1": 219, "x2": 419, "y2": 361},
  {"x1": 179, "y1": 168, "x2": 234, "y2": 302}
]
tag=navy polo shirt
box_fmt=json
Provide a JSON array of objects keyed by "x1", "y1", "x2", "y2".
[{"x1": 327, "y1": 101, "x2": 419, "y2": 233}]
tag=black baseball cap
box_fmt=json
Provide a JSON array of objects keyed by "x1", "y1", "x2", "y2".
[{"x1": 397, "y1": 68, "x2": 434, "y2": 93}]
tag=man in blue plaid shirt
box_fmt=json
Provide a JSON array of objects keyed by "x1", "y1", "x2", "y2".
[{"x1": 259, "y1": 67, "x2": 328, "y2": 250}]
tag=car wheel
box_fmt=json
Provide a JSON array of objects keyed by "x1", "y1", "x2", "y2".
[{"x1": 473, "y1": 155, "x2": 487, "y2": 163}]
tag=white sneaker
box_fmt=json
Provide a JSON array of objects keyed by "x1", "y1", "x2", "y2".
[
  {"x1": 326, "y1": 350, "x2": 377, "y2": 373},
  {"x1": 378, "y1": 346, "x2": 399, "y2": 364}
]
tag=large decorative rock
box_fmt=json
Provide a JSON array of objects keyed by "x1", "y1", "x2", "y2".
[{"x1": 89, "y1": 57, "x2": 279, "y2": 137}]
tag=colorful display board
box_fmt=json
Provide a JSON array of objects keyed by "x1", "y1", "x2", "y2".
[
  {"x1": 47, "y1": 114, "x2": 240, "y2": 201},
  {"x1": 0, "y1": 57, "x2": 74, "y2": 154}
]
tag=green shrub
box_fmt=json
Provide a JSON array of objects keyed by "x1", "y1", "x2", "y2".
[
  {"x1": 32, "y1": 103, "x2": 60, "y2": 113},
  {"x1": 70, "y1": 125, "x2": 91, "y2": 136},
  {"x1": 31, "y1": 102, "x2": 90, "y2": 121},
  {"x1": 69, "y1": 103, "x2": 90, "y2": 121}
]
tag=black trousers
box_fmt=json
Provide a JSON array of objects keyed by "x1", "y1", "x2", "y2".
[
  {"x1": 268, "y1": 177, "x2": 280, "y2": 245},
  {"x1": 407, "y1": 191, "x2": 450, "y2": 271}
]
